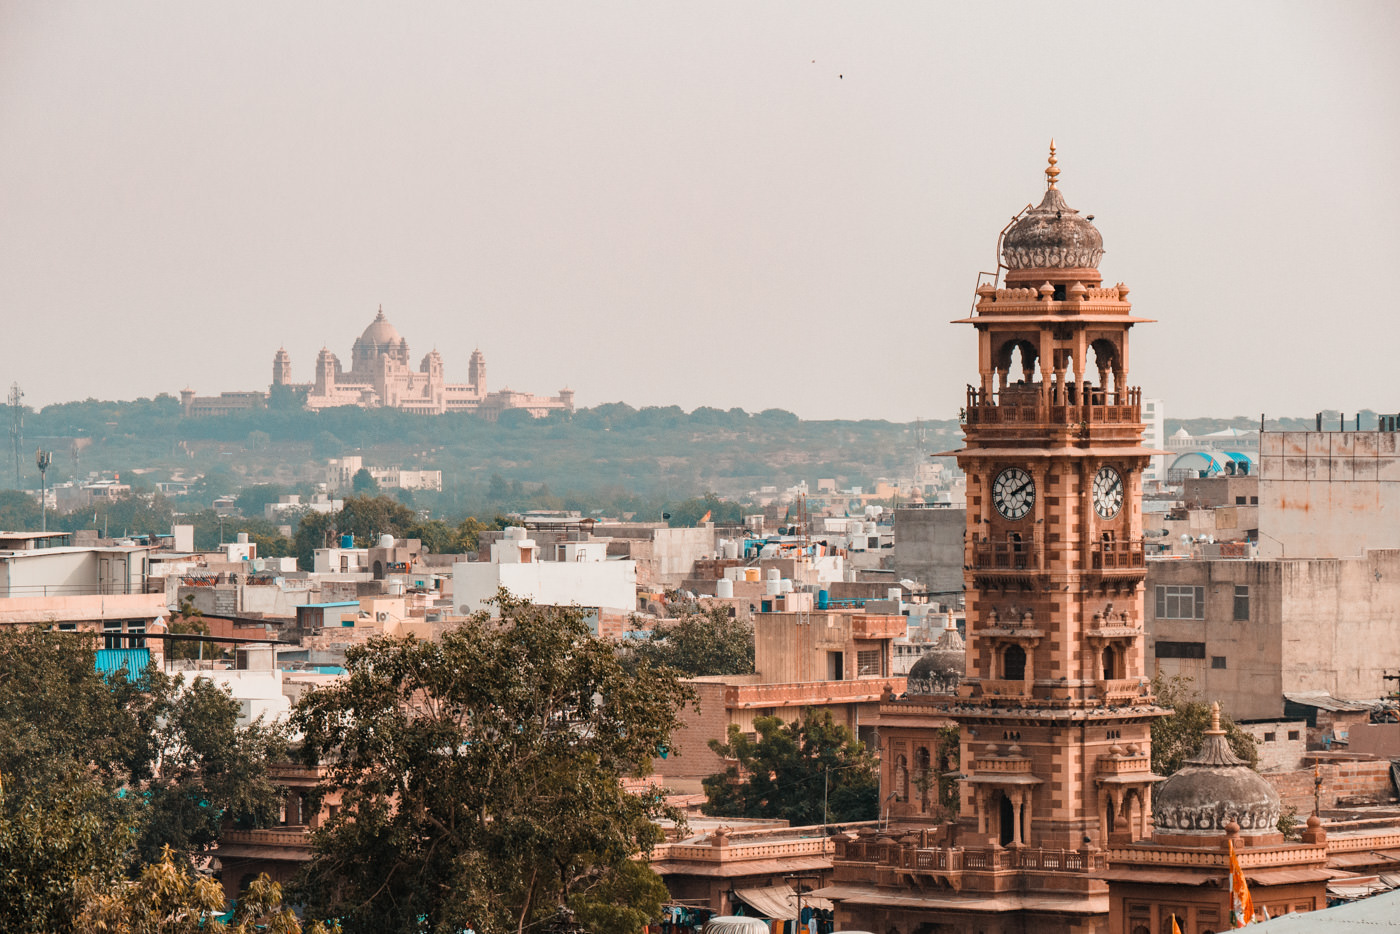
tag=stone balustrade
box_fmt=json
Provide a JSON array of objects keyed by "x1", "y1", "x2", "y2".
[
  {"x1": 836, "y1": 839, "x2": 1105, "y2": 875},
  {"x1": 653, "y1": 837, "x2": 833, "y2": 863},
  {"x1": 221, "y1": 828, "x2": 313, "y2": 849}
]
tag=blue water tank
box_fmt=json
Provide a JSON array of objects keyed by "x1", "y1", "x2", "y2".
[
  {"x1": 818, "y1": 589, "x2": 830, "y2": 609},
  {"x1": 340, "y1": 534, "x2": 354, "y2": 548}
]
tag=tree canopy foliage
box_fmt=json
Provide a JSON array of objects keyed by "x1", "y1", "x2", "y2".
[
  {"x1": 0, "y1": 629, "x2": 287, "y2": 932},
  {"x1": 290, "y1": 594, "x2": 691, "y2": 934},
  {"x1": 702, "y1": 711, "x2": 879, "y2": 825},
  {"x1": 625, "y1": 608, "x2": 755, "y2": 678},
  {"x1": 1151, "y1": 674, "x2": 1259, "y2": 775}
]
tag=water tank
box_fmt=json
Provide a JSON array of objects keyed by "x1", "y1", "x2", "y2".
[
  {"x1": 379, "y1": 533, "x2": 395, "y2": 549},
  {"x1": 237, "y1": 532, "x2": 249, "y2": 544},
  {"x1": 765, "y1": 579, "x2": 780, "y2": 596},
  {"x1": 780, "y1": 578, "x2": 793, "y2": 593},
  {"x1": 505, "y1": 526, "x2": 527, "y2": 540},
  {"x1": 745, "y1": 567, "x2": 761, "y2": 582},
  {"x1": 888, "y1": 587, "x2": 903, "y2": 603},
  {"x1": 723, "y1": 540, "x2": 739, "y2": 560},
  {"x1": 766, "y1": 568, "x2": 780, "y2": 582},
  {"x1": 818, "y1": 589, "x2": 830, "y2": 609},
  {"x1": 340, "y1": 534, "x2": 354, "y2": 549},
  {"x1": 388, "y1": 581, "x2": 405, "y2": 596},
  {"x1": 717, "y1": 578, "x2": 734, "y2": 598}
]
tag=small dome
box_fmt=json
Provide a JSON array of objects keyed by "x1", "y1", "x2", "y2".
[
  {"x1": 359, "y1": 306, "x2": 402, "y2": 348},
  {"x1": 1153, "y1": 704, "x2": 1281, "y2": 837},
  {"x1": 1002, "y1": 186, "x2": 1104, "y2": 271},
  {"x1": 907, "y1": 619, "x2": 965, "y2": 695}
]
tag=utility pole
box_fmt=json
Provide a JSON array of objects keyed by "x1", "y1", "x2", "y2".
[{"x1": 35, "y1": 448, "x2": 52, "y2": 533}]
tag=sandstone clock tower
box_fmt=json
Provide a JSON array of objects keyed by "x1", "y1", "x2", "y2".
[{"x1": 950, "y1": 143, "x2": 1164, "y2": 854}]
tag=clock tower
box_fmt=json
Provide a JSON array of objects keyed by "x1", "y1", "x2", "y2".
[{"x1": 951, "y1": 143, "x2": 1164, "y2": 854}]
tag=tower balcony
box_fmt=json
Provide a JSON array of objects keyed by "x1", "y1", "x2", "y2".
[
  {"x1": 964, "y1": 384, "x2": 1141, "y2": 428},
  {"x1": 971, "y1": 537, "x2": 1146, "y2": 576}
]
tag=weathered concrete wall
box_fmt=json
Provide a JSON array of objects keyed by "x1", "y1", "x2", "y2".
[
  {"x1": 1258, "y1": 430, "x2": 1400, "y2": 558},
  {"x1": 1349, "y1": 722, "x2": 1400, "y2": 758},
  {"x1": 892, "y1": 507, "x2": 965, "y2": 595},
  {"x1": 1279, "y1": 549, "x2": 1400, "y2": 702}
]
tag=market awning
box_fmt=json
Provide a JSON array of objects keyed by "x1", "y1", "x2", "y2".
[{"x1": 732, "y1": 884, "x2": 833, "y2": 920}]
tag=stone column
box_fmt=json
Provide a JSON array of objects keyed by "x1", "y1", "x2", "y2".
[{"x1": 1011, "y1": 789, "x2": 1025, "y2": 846}]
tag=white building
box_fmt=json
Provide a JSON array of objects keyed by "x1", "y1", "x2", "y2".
[
  {"x1": 1142, "y1": 398, "x2": 1166, "y2": 485},
  {"x1": 453, "y1": 527, "x2": 636, "y2": 617}
]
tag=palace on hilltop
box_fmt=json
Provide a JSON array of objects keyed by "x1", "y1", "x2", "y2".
[{"x1": 181, "y1": 307, "x2": 574, "y2": 419}]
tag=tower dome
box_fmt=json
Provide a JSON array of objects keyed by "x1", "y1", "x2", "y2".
[
  {"x1": 359, "y1": 305, "x2": 402, "y2": 348},
  {"x1": 1001, "y1": 142, "x2": 1104, "y2": 273},
  {"x1": 1152, "y1": 703, "x2": 1281, "y2": 838}
]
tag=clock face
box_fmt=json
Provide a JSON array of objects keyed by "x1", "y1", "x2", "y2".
[
  {"x1": 991, "y1": 467, "x2": 1035, "y2": 520},
  {"x1": 1093, "y1": 466, "x2": 1124, "y2": 519}
]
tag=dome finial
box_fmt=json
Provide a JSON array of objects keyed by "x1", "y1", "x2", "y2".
[
  {"x1": 1045, "y1": 138, "x2": 1060, "y2": 189},
  {"x1": 1209, "y1": 700, "x2": 1222, "y2": 734}
]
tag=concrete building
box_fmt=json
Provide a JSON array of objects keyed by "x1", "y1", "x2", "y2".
[
  {"x1": 1142, "y1": 398, "x2": 1166, "y2": 486},
  {"x1": 1256, "y1": 427, "x2": 1400, "y2": 558},
  {"x1": 182, "y1": 306, "x2": 574, "y2": 419},
  {"x1": 654, "y1": 603, "x2": 907, "y2": 790},
  {"x1": 326, "y1": 455, "x2": 442, "y2": 493},
  {"x1": 453, "y1": 527, "x2": 637, "y2": 618},
  {"x1": 1146, "y1": 549, "x2": 1400, "y2": 721},
  {"x1": 0, "y1": 539, "x2": 151, "y2": 598},
  {"x1": 892, "y1": 504, "x2": 965, "y2": 596}
]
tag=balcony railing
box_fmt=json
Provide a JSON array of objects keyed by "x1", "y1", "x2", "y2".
[
  {"x1": 972, "y1": 539, "x2": 1145, "y2": 573},
  {"x1": 838, "y1": 843, "x2": 1104, "y2": 875},
  {"x1": 964, "y1": 385, "x2": 1141, "y2": 427}
]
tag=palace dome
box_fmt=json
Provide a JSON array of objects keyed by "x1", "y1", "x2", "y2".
[
  {"x1": 359, "y1": 306, "x2": 402, "y2": 348},
  {"x1": 1152, "y1": 703, "x2": 1281, "y2": 837},
  {"x1": 1001, "y1": 143, "x2": 1103, "y2": 271}
]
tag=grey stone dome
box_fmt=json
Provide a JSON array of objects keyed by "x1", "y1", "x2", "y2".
[
  {"x1": 906, "y1": 620, "x2": 965, "y2": 695},
  {"x1": 1002, "y1": 186, "x2": 1104, "y2": 271},
  {"x1": 1153, "y1": 705, "x2": 1281, "y2": 836}
]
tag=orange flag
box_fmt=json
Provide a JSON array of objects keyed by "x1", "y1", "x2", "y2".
[
  {"x1": 1228, "y1": 838, "x2": 1255, "y2": 927},
  {"x1": 1171, "y1": 915, "x2": 1182, "y2": 934}
]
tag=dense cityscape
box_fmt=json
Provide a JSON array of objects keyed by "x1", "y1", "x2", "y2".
[{"x1": 2, "y1": 5, "x2": 1398, "y2": 934}]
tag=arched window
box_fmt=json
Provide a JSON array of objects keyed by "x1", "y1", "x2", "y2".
[
  {"x1": 893, "y1": 755, "x2": 908, "y2": 803},
  {"x1": 998, "y1": 793, "x2": 1015, "y2": 846},
  {"x1": 1003, "y1": 645, "x2": 1026, "y2": 681}
]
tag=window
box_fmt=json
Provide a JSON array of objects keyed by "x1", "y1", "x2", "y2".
[
  {"x1": 1155, "y1": 585, "x2": 1205, "y2": 620},
  {"x1": 1250, "y1": 496, "x2": 1259, "y2": 504},
  {"x1": 103, "y1": 620, "x2": 123, "y2": 651},
  {"x1": 1288, "y1": 730, "x2": 1300, "y2": 741},
  {"x1": 856, "y1": 649, "x2": 882, "y2": 677},
  {"x1": 1233, "y1": 585, "x2": 1250, "y2": 621},
  {"x1": 1263, "y1": 732, "x2": 1276, "y2": 742},
  {"x1": 1211, "y1": 656, "x2": 1227, "y2": 669},
  {"x1": 1236, "y1": 496, "x2": 1247, "y2": 505},
  {"x1": 1155, "y1": 641, "x2": 1205, "y2": 659},
  {"x1": 126, "y1": 621, "x2": 146, "y2": 649},
  {"x1": 57, "y1": 622, "x2": 77, "y2": 632}
]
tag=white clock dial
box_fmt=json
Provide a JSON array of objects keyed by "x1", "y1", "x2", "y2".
[
  {"x1": 1093, "y1": 466, "x2": 1124, "y2": 519},
  {"x1": 991, "y1": 467, "x2": 1035, "y2": 520}
]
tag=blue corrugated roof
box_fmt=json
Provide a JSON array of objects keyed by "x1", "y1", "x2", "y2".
[{"x1": 95, "y1": 648, "x2": 150, "y2": 682}]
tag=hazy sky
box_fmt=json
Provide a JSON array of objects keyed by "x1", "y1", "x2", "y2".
[{"x1": 2, "y1": 2, "x2": 1397, "y2": 422}]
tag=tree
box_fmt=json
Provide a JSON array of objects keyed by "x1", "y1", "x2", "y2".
[
  {"x1": 294, "y1": 510, "x2": 336, "y2": 571},
  {"x1": 1151, "y1": 674, "x2": 1259, "y2": 775},
  {"x1": 166, "y1": 598, "x2": 211, "y2": 661},
  {"x1": 336, "y1": 494, "x2": 416, "y2": 546},
  {"x1": 702, "y1": 710, "x2": 879, "y2": 824},
  {"x1": 627, "y1": 608, "x2": 755, "y2": 677},
  {"x1": 0, "y1": 629, "x2": 287, "y2": 930},
  {"x1": 78, "y1": 845, "x2": 337, "y2": 934},
  {"x1": 350, "y1": 468, "x2": 378, "y2": 494},
  {"x1": 290, "y1": 593, "x2": 692, "y2": 934}
]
